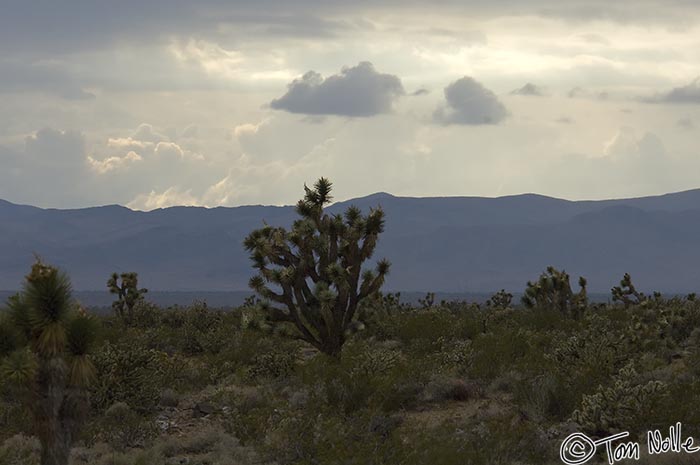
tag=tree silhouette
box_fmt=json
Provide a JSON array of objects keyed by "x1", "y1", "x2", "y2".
[{"x1": 244, "y1": 178, "x2": 390, "y2": 358}]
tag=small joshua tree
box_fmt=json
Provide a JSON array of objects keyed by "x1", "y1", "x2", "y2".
[
  {"x1": 522, "y1": 266, "x2": 588, "y2": 319},
  {"x1": 244, "y1": 178, "x2": 390, "y2": 358},
  {"x1": 0, "y1": 260, "x2": 98, "y2": 465},
  {"x1": 486, "y1": 289, "x2": 513, "y2": 309},
  {"x1": 611, "y1": 273, "x2": 646, "y2": 307},
  {"x1": 107, "y1": 272, "x2": 147, "y2": 325}
]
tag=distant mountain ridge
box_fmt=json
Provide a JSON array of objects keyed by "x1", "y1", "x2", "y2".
[{"x1": 3, "y1": 189, "x2": 700, "y2": 293}]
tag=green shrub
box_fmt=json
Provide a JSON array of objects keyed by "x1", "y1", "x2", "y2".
[
  {"x1": 101, "y1": 402, "x2": 158, "y2": 451},
  {"x1": 0, "y1": 434, "x2": 40, "y2": 465},
  {"x1": 572, "y1": 363, "x2": 669, "y2": 436},
  {"x1": 246, "y1": 349, "x2": 298, "y2": 381},
  {"x1": 91, "y1": 342, "x2": 165, "y2": 413}
]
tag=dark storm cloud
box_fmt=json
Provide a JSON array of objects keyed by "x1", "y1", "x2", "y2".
[
  {"x1": 1, "y1": 0, "x2": 696, "y2": 55},
  {"x1": 510, "y1": 83, "x2": 545, "y2": 96},
  {"x1": 433, "y1": 77, "x2": 508, "y2": 125},
  {"x1": 270, "y1": 62, "x2": 405, "y2": 117}
]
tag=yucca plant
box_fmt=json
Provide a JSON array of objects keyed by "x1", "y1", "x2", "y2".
[
  {"x1": 244, "y1": 178, "x2": 390, "y2": 358},
  {"x1": 0, "y1": 260, "x2": 98, "y2": 465}
]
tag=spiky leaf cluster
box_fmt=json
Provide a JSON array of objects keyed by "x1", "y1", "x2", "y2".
[
  {"x1": 244, "y1": 178, "x2": 391, "y2": 357},
  {"x1": 522, "y1": 266, "x2": 588, "y2": 318}
]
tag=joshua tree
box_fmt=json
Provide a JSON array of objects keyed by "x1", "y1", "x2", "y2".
[
  {"x1": 107, "y1": 272, "x2": 147, "y2": 325},
  {"x1": 486, "y1": 289, "x2": 513, "y2": 309},
  {"x1": 0, "y1": 260, "x2": 98, "y2": 465},
  {"x1": 611, "y1": 273, "x2": 646, "y2": 307},
  {"x1": 244, "y1": 178, "x2": 390, "y2": 358},
  {"x1": 522, "y1": 266, "x2": 588, "y2": 318}
]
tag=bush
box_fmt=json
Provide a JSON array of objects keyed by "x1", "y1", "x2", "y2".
[
  {"x1": 245, "y1": 349, "x2": 298, "y2": 381},
  {"x1": 101, "y1": 402, "x2": 158, "y2": 451},
  {"x1": 572, "y1": 363, "x2": 669, "y2": 437},
  {"x1": 91, "y1": 342, "x2": 166, "y2": 413},
  {"x1": 0, "y1": 434, "x2": 40, "y2": 465}
]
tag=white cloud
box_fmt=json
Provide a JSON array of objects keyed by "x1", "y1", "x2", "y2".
[
  {"x1": 603, "y1": 127, "x2": 665, "y2": 161},
  {"x1": 127, "y1": 187, "x2": 199, "y2": 210},
  {"x1": 88, "y1": 150, "x2": 143, "y2": 174},
  {"x1": 131, "y1": 123, "x2": 169, "y2": 143}
]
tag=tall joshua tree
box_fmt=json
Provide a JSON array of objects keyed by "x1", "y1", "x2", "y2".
[
  {"x1": 0, "y1": 260, "x2": 98, "y2": 465},
  {"x1": 244, "y1": 178, "x2": 390, "y2": 358}
]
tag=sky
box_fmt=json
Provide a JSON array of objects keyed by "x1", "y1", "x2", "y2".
[{"x1": 1, "y1": 0, "x2": 699, "y2": 210}]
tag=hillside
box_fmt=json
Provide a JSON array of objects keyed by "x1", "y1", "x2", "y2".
[{"x1": 2, "y1": 189, "x2": 700, "y2": 293}]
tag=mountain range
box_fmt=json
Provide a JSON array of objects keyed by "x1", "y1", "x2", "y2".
[{"x1": 2, "y1": 189, "x2": 700, "y2": 294}]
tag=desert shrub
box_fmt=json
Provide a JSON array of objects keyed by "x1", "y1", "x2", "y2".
[
  {"x1": 391, "y1": 417, "x2": 550, "y2": 465},
  {"x1": 263, "y1": 410, "x2": 404, "y2": 465},
  {"x1": 220, "y1": 330, "x2": 298, "y2": 368},
  {"x1": 221, "y1": 388, "x2": 281, "y2": 446},
  {"x1": 0, "y1": 434, "x2": 40, "y2": 465},
  {"x1": 572, "y1": 363, "x2": 669, "y2": 437},
  {"x1": 546, "y1": 313, "x2": 634, "y2": 400},
  {"x1": 422, "y1": 376, "x2": 481, "y2": 403},
  {"x1": 433, "y1": 338, "x2": 474, "y2": 375},
  {"x1": 295, "y1": 341, "x2": 428, "y2": 415},
  {"x1": 101, "y1": 402, "x2": 158, "y2": 451},
  {"x1": 0, "y1": 397, "x2": 32, "y2": 440},
  {"x1": 468, "y1": 328, "x2": 533, "y2": 380},
  {"x1": 159, "y1": 388, "x2": 180, "y2": 407},
  {"x1": 392, "y1": 310, "x2": 462, "y2": 350},
  {"x1": 513, "y1": 372, "x2": 570, "y2": 422},
  {"x1": 91, "y1": 342, "x2": 166, "y2": 413},
  {"x1": 71, "y1": 427, "x2": 258, "y2": 465},
  {"x1": 245, "y1": 349, "x2": 298, "y2": 381},
  {"x1": 129, "y1": 300, "x2": 162, "y2": 329}
]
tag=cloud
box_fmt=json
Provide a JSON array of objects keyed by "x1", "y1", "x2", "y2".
[
  {"x1": 87, "y1": 151, "x2": 143, "y2": 174},
  {"x1": 603, "y1": 127, "x2": 665, "y2": 161},
  {"x1": 0, "y1": 128, "x2": 90, "y2": 206},
  {"x1": 649, "y1": 77, "x2": 700, "y2": 104},
  {"x1": 411, "y1": 88, "x2": 430, "y2": 96},
  {"x1": 510, "y1": 83, "x2": 545, "y2": 96},
  {"x1": 270, "y1": 62, "x2": 405, "y2": 117},
  {"x1": 0, "y1": 59, "x2": 96, "y2": 100},
  {"x1": 677, "y1": 117, "x2": 694, "y2": 129},
  {"x1": 132, "y1": 123, "x2": 169, "y2": 143},
  {"x1": 568, "y1": 87, "x2": 609, "y2": 100},
  {"x1": 433, "y1": 77, "x2": 507, "y2": 125},
  {"x1": 127, "y1": 187, "x2": 199, "y2": 210}
]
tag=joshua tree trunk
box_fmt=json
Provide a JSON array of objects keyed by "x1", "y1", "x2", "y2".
[
  {"x1": 36, "y1": 358, "x2": 71, "y2": 465},
  {"x1": 321, "y1": 333, "x2": 345, "y2": 360}
]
